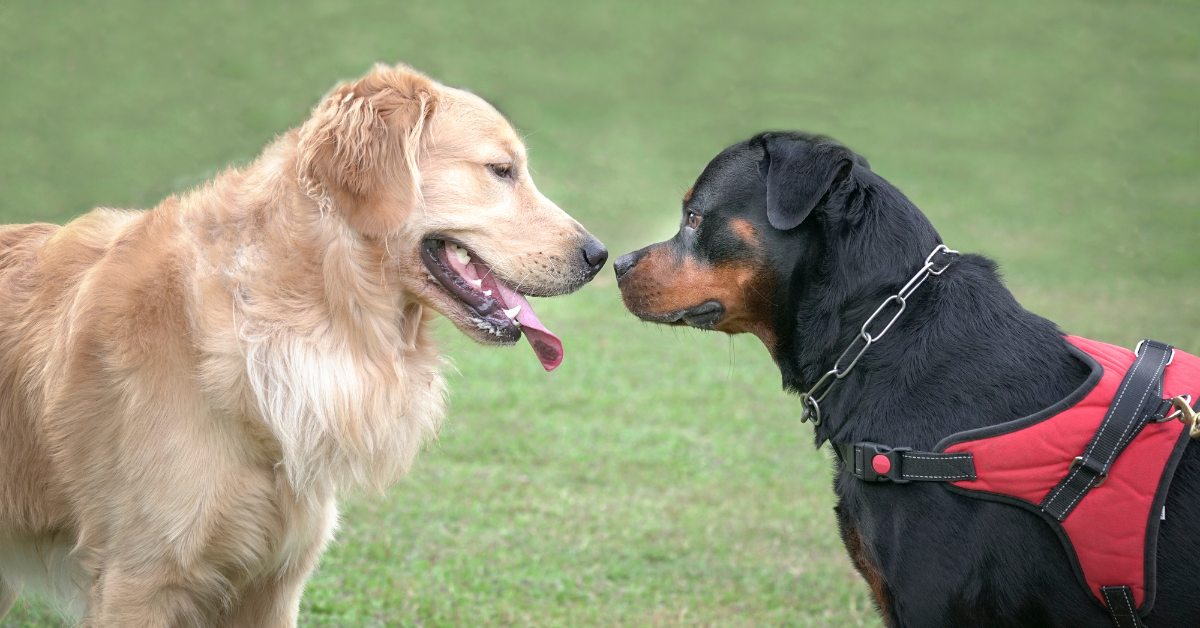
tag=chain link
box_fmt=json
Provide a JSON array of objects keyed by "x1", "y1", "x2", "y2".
[{"x1": 800, "y1": 244, "x2": 959, "y2": 425}]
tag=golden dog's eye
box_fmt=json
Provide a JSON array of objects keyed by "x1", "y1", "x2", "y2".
[
  {"x1": 686, "y1": 211, "x2": 702, "y2": 229},
  {"x1": 488, "y1": 163, "x2": 514, "y2": 180}
]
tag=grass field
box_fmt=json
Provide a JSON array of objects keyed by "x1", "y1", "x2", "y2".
[{"x1": 1, "y1": 1, "x2": 1196, "y2": 626}]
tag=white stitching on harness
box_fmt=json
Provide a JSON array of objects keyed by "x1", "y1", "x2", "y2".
[
  {"x1": 1044, "y1": 465, "x2": 1084, "y2": 510},
  {"x1": 901, "y1": 453, "x2": 973, "y2": 480},
  {"x1": 1043, "y1": 347, "x2": 1168, "y2": 513},
  {"x1": 1101, "y1": 348, "x2": 1169, "y2": 466},
  {"x1": 1058, "y1": 467, "x2": 1092, "y2": 514},
  {"x1": 1102, "y1": 587, "x2": 1139, "y2": 626},
  {"x1": 1052, "y1": 349, "x2": 1170, "y2": 515},
  {"x1": 1123, "y1": 586, "x2": 1136, "y2": 618},
  {"x1": 1084, "y1": 349, "x2": 1148, "y2": 460}
]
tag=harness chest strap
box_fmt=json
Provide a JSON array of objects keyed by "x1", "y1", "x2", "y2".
[
  {"x1": 1039, "y1": 340, "x2": 1174, "y2": 521},
  {"x1": 832, "y1": 338, "x2": 1198, "y2": 628},
  {"x1": 832, "y1": 441, "x2": 975, "y2": 483}
]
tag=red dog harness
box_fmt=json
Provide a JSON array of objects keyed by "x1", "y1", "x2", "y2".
[{"x1": 835, "y1": 336, "x2": 1198, "y2": 627}]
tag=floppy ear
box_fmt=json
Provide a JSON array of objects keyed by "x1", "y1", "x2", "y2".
[
  {"x1": 758, "y1": 134, "x2": 855, "y2": 231},
  {"x1": 297, "y1": 63, "x2": 440, "y2": 237}
]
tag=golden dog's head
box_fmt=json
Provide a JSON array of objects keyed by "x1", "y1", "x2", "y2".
[{"x1": 296, "y1": 64, "x2": 605, "y2": 370}]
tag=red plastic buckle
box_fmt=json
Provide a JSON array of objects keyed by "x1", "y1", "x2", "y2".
[{"x1": 857, "y1": 442, "x2": 910, "y2": 483}]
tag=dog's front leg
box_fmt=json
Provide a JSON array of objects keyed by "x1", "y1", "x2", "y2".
[
  {"x1": 88, "y1": 567, "x2": 218, "y2": 628},
  {"x1": 221, "y1": 495, "x2": 338, "y2": 628},
  {"x1": 0, "y1": 574, "x2": 19, "y2": 619},
  {"x1": 835, "y1": 502, "x2": 897, "y2": 627},
  {"x1": 223, "y1": 555, "x2": 323, "y2": 628},
  {"x1": 220, "y1": 553, "x2": 323, "y2": 628}
]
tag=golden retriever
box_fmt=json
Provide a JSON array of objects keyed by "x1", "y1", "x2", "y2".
[{"x1": 0, "y1": 63, "x2": 605, "y2": 626}]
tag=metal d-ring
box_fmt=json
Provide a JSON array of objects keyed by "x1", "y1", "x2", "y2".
[{"x1": 1070, "y1": 456, "x2": 1108, "y2": 487}]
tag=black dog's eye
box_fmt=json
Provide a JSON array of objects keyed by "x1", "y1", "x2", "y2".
[
  {"x1": 488, "y1": 163, "x2": 514, "y2": 180},
  {"x1": 686, "y1": 211, "x2": 702, "y2": 229}
]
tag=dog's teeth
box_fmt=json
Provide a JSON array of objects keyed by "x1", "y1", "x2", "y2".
[
  {"x1": 451, "y1": 244, "x2": 471, "y2": 265},
  {"x1": 503, "y1": 306, "x2": 521, "y2": 320},
  {"x1": 469, "y1": 278, "x2": 482, "y2": 288},
  {"x1": 483, "y1": 289, "x2": 492, "y2": 296}
]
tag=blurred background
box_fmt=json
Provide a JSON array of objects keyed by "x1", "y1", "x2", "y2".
[{"x1": 0, "y1": 1, "x2": 1195, "y2": 626}]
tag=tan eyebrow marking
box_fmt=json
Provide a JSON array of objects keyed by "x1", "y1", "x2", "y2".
[
  {"x1": 682, "y1": 186, "x2": 694, "y2": 203},
  {"x1": 727, "y1": 218, "x2": 759, "y2": 246}
]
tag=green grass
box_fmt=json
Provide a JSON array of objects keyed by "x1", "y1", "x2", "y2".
[{"x1": 1, "y1": 1, "x2": 1196, "y2": 626}]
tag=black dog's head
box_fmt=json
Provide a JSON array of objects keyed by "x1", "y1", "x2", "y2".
[{"x1": 615, "y1": 131, "x2": 939, "y2": 375}]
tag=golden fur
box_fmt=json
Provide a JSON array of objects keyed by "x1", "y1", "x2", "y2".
[{"x1": 0, "y1": 63, "x2": 597, "y2": 626}]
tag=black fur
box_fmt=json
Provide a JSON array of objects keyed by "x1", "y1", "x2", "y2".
[{"x1": 616, "y1": 131, "x2": 1200, "y2": 627}]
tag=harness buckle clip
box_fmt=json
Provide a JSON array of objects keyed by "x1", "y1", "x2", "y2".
[
  {"x1": 1167, "y1": 395, "x2": 1200, "y2": 439},
  {"x1": 856, "y1": 442, "x2": 911, "y2": 484}
]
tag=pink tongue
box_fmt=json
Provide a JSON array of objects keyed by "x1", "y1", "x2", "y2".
[{"x1": 491, "y1": 277, "x2": 563, "y2": 371}]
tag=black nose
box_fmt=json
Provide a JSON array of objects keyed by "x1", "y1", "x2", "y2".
[
  {"x1": 581, "y1": 238, "x2": 608, "y2": 273},
  {"x1": 613, "y1": 251, "x2": 638, "y2": 281}
]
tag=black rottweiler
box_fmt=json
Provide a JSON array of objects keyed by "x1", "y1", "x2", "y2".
[{"x1": 614, "y1": 132, "x2": 1200, "y2": 627}]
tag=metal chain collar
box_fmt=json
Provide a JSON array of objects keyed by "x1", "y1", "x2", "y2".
[{"x1": 799, "y1": 244, "x2": 960, "y2": 426}]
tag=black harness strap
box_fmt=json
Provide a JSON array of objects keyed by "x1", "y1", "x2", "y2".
[
  {"x1": 1100, "y1": 586, "x2": 1145, "y2": 628},
  {"x1": 1040, "y1": 340, "x2": 1175, "y2": 521},
  {"x1": 833, "y1": 441, "x2": 975, "y2": 483}
]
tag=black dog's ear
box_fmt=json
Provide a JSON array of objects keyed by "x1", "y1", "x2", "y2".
[{"x1": 757, "y1": 134, "x2": 855, "y2": 231}]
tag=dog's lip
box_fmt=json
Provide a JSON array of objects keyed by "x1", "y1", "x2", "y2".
[
  {"x1": 419, "y1": 238, "x2": 565, "y2": 370},
  {"x1": 635, "y1": 300, "x2": 725, "y2": 329},
  {"x1": 420, "y1": 238, "x2": 514, "y2": 332}
]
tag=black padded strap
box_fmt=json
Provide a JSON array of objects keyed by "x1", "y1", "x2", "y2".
[
  {"x1": 1100, "y1": 585, "x2": 1145, "y2": 628},
  {"x1": 1041, "y1": 340, "x2": 1174, "y2": 521},
  {"x1": 834, "y1": 441, "x2": 976, "y2": 483}
]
